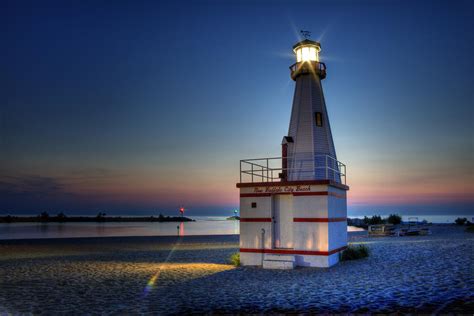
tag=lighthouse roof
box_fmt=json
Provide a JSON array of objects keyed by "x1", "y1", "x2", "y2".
[{"x1": 293, "y1": 39, "x2": 321, "y2": 50}]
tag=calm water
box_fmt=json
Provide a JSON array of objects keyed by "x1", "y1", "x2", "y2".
[
  {"x1": 0, "y1": 215, "x2": 469, "y2": 240},
  {"x1": 0, "y1": 217, "x2": 239, "y2": 240},
  {"x1": 0, "y1": 216, "x2": 366, "y2": 240}
]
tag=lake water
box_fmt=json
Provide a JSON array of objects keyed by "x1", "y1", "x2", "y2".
[
  {"x1": 0, "y1": 217, "x2": 237, "y2": 240},
  {"x1": 0, "y1": 215, "x2": 469, "y2": 240},
  {"x1": 0, "y1": 216, "x2": 366, "y2": 240}
]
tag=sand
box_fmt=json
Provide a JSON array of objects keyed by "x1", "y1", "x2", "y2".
[{"x1": 0, "y1": 225, "x2": 472, "y2": 314}]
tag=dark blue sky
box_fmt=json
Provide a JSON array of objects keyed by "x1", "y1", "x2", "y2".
[{"x1": 1, "y1": 0, "x2": 473, "y2": 216}]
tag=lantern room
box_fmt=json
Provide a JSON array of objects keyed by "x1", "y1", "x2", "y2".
[{"x1": 293, "y1": 39, "x2": 321, "y2": 63}]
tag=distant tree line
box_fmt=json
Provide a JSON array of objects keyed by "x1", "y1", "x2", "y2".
[
  {"x1": 347, "y1": 214, "x2": 402, "y2": 228},
  {"x1": 0, "y1": 212, "x2": 194, "y2": 223},
  {"x1": 454, "y1": 217, "x2": 472, "y2": 226},
  {"x1": 349, "y1": 214, "x2": 474, "y2": 229}
]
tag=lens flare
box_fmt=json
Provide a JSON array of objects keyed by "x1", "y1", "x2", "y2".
[{"x1": 142, "y1": 237, "x2": 182, "y2": 297}]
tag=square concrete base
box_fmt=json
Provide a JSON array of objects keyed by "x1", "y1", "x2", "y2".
[
  {"x1": 240, "y1": 252, "x2": 341, "y2": 268},
  {"x1": 262, "y1": 254, "x2": 296, "y2": 269}
]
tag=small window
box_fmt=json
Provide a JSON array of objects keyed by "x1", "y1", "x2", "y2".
[
  {"x1": 251, "y1": 202, "x2": 257, "y2": 208},
  {"x1": 315, "y1": 112, "x2": 323, "y2": 127}
]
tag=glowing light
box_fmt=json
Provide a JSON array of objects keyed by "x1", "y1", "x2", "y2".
[
  {"x1": 296, "y1": 49, "x2": 302, "y2": 62},
  {"x1": 142, "y1": 235, "x2": 236, "y2": 298},
  {"x1": 309, "y1": 47, "x2": 317, "y2": 60},
  {"x1": 301, "y1": 47, "x2": 309, "y2": 61},
  {"x1": 143, "y1": 263, "x2": 234, "y2": 297},
  {"x1": 295, "y1": 44, "x2": 320, "y2": 62}
]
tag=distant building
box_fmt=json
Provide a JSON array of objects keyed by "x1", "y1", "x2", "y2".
[{"x1": 237, "y1": 38, "x2": 349, "y2": 268}]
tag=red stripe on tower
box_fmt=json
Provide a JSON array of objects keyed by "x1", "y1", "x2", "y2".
[
  {"x1": 240, "y1": 218, "x2": 272, "y2": 222},
  {"x1": 239, "y1": 246, "x2": 347, "y2": 256},
  {"x1": 293, "y1": 217, "x2": 346, "y2": 222}
]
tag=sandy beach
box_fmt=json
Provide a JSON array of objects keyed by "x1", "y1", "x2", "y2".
[{"x1": 0, "y1": 225, "x2": 472, "y2": 314}]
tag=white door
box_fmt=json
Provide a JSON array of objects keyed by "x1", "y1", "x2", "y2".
[{"x1": 272, "y1": 194, "x2": 293, "y2": 249}]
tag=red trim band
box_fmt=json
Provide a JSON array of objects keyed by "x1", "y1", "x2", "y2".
[
  {"x1": 240, "y1": 191, "x2": 345, "y2": 198},
  {"x1": 239, "y1": 246, "x2": 347, "y2": 256},
  {"x1": 240, "y1": 217, "x2": 346, "y2": 223},
  {"x1": 293, "y1": 191, "x2": 328, "y2": 196},
  {"x1": 287, "y1": 191, "x2": 346, "y2": 198},
  {"x1": 240, "y1": 218, "x2": 272, "y2": 222},
  {"x1": 240, "y1": 193, "x2": 272, "y2": 198},
  {"x1": 240, "y1": 191, "x2": 327, "y2": 197},
  {"x1": 293, "y1": 217, "x2": 347, "y2": 222}
]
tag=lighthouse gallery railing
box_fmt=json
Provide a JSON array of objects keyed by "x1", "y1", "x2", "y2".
[{"x1": 239, "y1": 155, "x2": 346, "y2": 184}]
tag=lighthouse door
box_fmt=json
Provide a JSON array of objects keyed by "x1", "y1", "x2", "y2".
[{"x1": 272, "y1": 194, "x2": 293, "y2": 249}]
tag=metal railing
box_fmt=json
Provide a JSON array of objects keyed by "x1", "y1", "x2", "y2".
[
  {"x1": 289, "y1": 61, "x2": 326, "y2": 72},
  {"x1": 290, "y1": 61, "x2": 327, "y2": 80},
  {"x1": 239, "y1": 155, "x2": 346, "y2": 184}
]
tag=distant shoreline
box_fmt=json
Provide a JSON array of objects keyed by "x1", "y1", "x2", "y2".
[{"x1": 0, "y1": 215, "x2": 195, "y2": 223}]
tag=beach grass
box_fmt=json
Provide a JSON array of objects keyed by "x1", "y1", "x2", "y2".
[
  {"x1": 229, "y1": 252, "x2": 240, "y2": 266},
  {"x1": 341, "y1": 244, "x2": 369, "y2": 261}
]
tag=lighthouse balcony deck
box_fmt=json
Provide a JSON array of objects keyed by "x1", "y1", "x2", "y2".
[
  {"x1": 290, "y1": 61, "x2": 326, "y2": 80},
  {"x1": 239, "y1": 155, "x2": 346, "y2": 185}
]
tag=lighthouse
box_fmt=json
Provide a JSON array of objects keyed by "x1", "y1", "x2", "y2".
[{"x1": 237, "y1": 37, "x2": 349, "y2": 268}]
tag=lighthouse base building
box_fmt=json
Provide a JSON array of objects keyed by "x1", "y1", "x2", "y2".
[
  {"x1": 237, "y1": 180, "x2": 348, "y2": 268},
  {"x1": 237, "y1": 38, "x2": 349, "y2": 268}
]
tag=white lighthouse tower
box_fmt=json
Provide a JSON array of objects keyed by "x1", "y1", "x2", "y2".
[{"x1": 237, "y1": 37, "x2": 349, "y2": 268}]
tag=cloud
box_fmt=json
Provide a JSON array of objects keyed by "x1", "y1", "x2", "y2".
[
  {"x1": 0, "y1": 171, "x2": 235, "y2": 215},
  {"x1": 0, "y1": 170, "x2": 132, "y2": 213},
  {"x1": 0, "y1": 175, "x2": 79, "y2": 212},
  {"x1": 0, "y1": 175, "x2": 65, "y2": 195}
]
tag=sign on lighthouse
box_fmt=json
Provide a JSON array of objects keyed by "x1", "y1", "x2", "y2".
[{"x1": 237, "y1": 36, "x2": 349, "y2": 269}]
